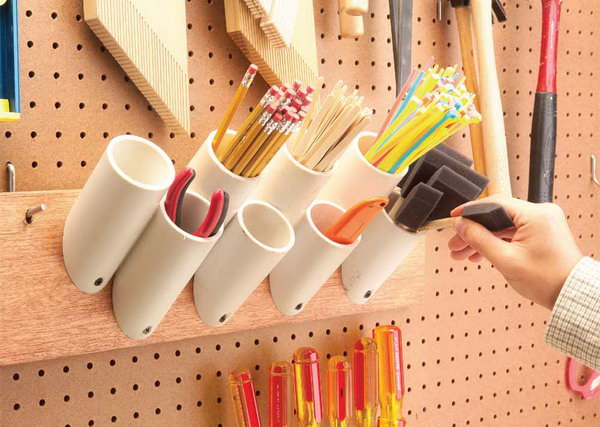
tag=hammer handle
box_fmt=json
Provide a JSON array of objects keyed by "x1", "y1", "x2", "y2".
[
  {"x1": 528, "y1": 0, "x2": 561, "y2": 203},
  {"x1": 470, "y1": 0, "x2": 512, "y2": 197},
  {"x1": 455, "y1": 6, "x2": 487, "y2": 194},
  {"x1": 339, "y1": 0, "x2": 364, "y2": 38},
  {"x1": 537, "y1": 0, "x2": 562, "y2": 93}
]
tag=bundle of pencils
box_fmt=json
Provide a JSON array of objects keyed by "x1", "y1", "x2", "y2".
[
  {"x1": 365, "y1": 60, "x2": 482, "y2": 175},
  {"x1": 290, "y1": 78, "x2": 373, "y2": 172},
  {"x1": 213, "y1": 66, "x2": 315, "y2": 178}
]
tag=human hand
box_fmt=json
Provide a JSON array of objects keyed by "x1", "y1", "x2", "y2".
[{"x1": 448, "y1": 195, "x2": 583, "y2": 310}]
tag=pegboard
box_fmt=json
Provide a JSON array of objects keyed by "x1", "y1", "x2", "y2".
[{"x1": 1, "y1": 0, "x2": 599, "y2": 426}]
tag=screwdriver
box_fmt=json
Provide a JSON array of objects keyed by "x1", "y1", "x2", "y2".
[
  {"x1": 327, "y1": 356, "x2": 352, "y2": 426},
  {"x1": 373, "y1": 325, "x2": 407, "y2": 427},
  {"x1": 353, "y1": 337, "x2": 379, "y2": 426},
  {"x1": 269, "y1": 361, "x2": 295, "y2": 427},
  {"x1": 229, "y1": 368, "x2": 262, "y2": 427},
  {"x1": 294, "y1": 347, "x2": 323, "y2": 426}
]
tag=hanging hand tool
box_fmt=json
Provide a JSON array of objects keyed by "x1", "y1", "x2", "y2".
[
  {"x1": 470, "y1": 0, "x2": 512, "y2": 197},
  {"x1": 449, "y1": 0, "x2": 487, "y2": 191},
  {"x1": 389, "y1": 0, "x2": 413, "y2": 93},
  {"x1": 528, "y1": 0, "x2": 562, "y2": 203},
  {"x1": 0, "y1": 0, "x2": 21, "y2": 121}
]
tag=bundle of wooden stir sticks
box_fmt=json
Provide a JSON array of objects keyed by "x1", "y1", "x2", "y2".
[
  {"x1": 212, "y1": 65, "x2": 315, "y2": 178},
  {"x1": 290, "y1": 78, "x2": 373, "y2": 172},
  {"x1": 365, "y1": 60, "x2": 482, "y2": 174},
  {"x1": 211, "y1": 65, "x2": 373, "y2": 177}
]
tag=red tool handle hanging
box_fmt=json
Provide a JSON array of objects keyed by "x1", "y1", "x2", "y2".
[
  {"x1": 528, "y1": 0, "x2": 562, "y2": 203},
  {"x1": 536, "y1": 0, "x2": 562, "y2": 93}
]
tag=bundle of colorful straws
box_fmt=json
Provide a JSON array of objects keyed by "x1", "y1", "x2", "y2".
[{"x1": 365, "y1": 60, "x2": 482, "y2": 174}]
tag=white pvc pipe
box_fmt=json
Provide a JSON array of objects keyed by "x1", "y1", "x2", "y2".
[
  {"x1": 270, "y1": 200, "x2": 360, "y2": 316},
  {"x1": 112, "y1": 191, "x2": 223, "y2": 340},
  {"x1": 63, "y1": 135, "x2": 175, "y2": 293},
  {"x1": 187, "y1": 129, "x2": 262, "y2": 225},
  {"x1": 318, "y1": 131, "x2": 407, "y2": 209},
  {"x1": 250, "y1": 144, "x2": 337, "y2": 225},
  {"x1": 194, "y1": 200, "x2": 295, "y2": 327},
  {"x1": 341, "y1": 192, "x2": 424, "y2": 304}
]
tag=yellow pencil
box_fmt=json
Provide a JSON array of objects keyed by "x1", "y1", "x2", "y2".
[
  {"x1": 213, "y1": 64, "x2": 258, "y2": 151},
  {"x1": 216, "y1": 86, "x2": 281, "y2": 158},
  {"x1": 245, "y1": 112, "x2": 295, "y2": 177},
  {"x1": 232, "y1": 114, "x2": 282, "y2": 175},
  {"x1": 222, "y1": 103, "x2": 278, "y2": 169}
]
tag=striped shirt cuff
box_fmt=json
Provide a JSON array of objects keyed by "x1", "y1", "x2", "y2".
[{"x1": 545, "y1": 257, "x2": 600, "y2": 371}]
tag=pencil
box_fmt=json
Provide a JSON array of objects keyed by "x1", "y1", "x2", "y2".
[
  {"x1": 244, "y1": 112, "x2": 295, "y2": 177},
  {"x1": 232, "y1": 113, "x2": 282, "y2": 175},
  {"x1": 248, "y1": 112, "x2": 300, "y2": 177},
  {"x1": 222, "y1": 103, "x2": 278, "y2": 170},
  {"x1": 212, "y1": 64, "x2": 258, "y2": 151},
  {"x1": 216, "y1": 86, "x2": 281, "y2": 159}
]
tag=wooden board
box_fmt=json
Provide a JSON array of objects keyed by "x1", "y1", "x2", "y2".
[
  {"x1": 83, "y1": 0, "x2": 191, "y2": 134},
  {"x1": 225, "y1": 0, "x2": 318, "y2": 86},
  {"x1": 0, "y1": 190, "x2": 424, "y2": 367}
]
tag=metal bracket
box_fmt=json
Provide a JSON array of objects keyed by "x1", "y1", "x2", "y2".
[
  {"x1": 6, "y1": 162, "x2": 15, "y2": 192},
  {"x1": 591, "y1": 155, "x2": 600, "y2": 187}
]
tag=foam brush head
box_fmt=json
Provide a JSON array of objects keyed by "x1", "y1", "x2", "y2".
[
  {"x1": 426, "y1": 166, "x2": 483, "y2": 220},
  {"x1": 394, "y1": 183, "x2": 443, "y2": 231}
]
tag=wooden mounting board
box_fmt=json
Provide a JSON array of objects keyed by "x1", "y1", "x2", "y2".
[
  {"x1": 0, "y1": 190, "x2": 424, "y2": 367},
  {"x1": 83, "y1": 0, "x2": 191, "y2": 134},
  {"x1": 225, "y1": 0, "x2": 318, "y2": 86}
]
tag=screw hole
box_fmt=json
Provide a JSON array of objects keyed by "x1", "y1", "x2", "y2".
[
  {"x1": 94, "y1": 277, "x2": 104, "y2": 287},
  {"x1": 142, "y1": 326, "x2": 152, "y2": 335},
  {"x1": 364, "y1": 290, "x2": 372, "y2": 299},
  {"x1": 295, "y1": 303, "x2": 303, "y2": 311},
  {"x1": 219, "y1": 314, "x2": 227, "y2": 323}
]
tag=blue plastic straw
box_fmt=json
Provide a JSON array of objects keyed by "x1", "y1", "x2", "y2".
[{"x1": 388, "y1": 109, "x2": 458, "y2": 174}]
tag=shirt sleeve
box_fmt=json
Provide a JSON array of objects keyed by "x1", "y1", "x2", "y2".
[{"x1": 545, "y1": 257, "x2": 600, "y2": 371}]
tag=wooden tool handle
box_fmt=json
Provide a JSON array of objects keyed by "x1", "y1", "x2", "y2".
[
  {"x1": 339, "y1": 0, "x2": 364, "y2": 38},
  {"x1": 344, "y1": 0, "x2": 369, "y2": 16},
  {"x1": 454, "y1": 5, "x2": 487, "y2": 193},
  {"x1": 470, "y1": 0, "x2": 512, "y2": 197}
]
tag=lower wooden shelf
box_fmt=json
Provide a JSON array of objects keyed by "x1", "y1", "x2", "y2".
[{"x1": 0, "y1": 190, "x2": 425, "y2": 366}]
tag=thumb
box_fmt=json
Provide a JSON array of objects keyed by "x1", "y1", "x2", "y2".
[{"x1": 454, "y1": 217, "x2": 512, "y2": 266}]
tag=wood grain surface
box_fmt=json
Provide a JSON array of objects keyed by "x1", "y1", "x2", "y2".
[{"x1": 0, "y1": 190, "x2": 424, "y2": 366}]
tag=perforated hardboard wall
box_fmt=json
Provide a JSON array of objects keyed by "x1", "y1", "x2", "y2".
[{"x1": 0, "y1": 0, "x2": 599, "y2": 425}]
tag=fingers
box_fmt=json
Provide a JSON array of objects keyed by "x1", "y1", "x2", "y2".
[
  {"x1": 450, "y1": 245, "x2": 477, "y2": 261},
  {"x1": 450, "y1": 194, "x2": 530, "y2": 222},
  {"x1": 468, "y1": 253, "x2": 484, "y2": 263},
  {"x1": 453, "y1": 217, "x2": 512, "y2": 266},
  {"x1": 448, "y1": 233, "x2": 469, "y2": 252}
]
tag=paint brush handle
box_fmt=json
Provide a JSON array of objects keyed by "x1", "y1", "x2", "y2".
[{"x1": 417, "y1": 202, "x2": 514, "y2": 233}]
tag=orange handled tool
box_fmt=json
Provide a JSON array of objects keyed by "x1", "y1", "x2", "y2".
[{"x1": 324, "y1": 197, "x2": 389, "y2": 245}]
